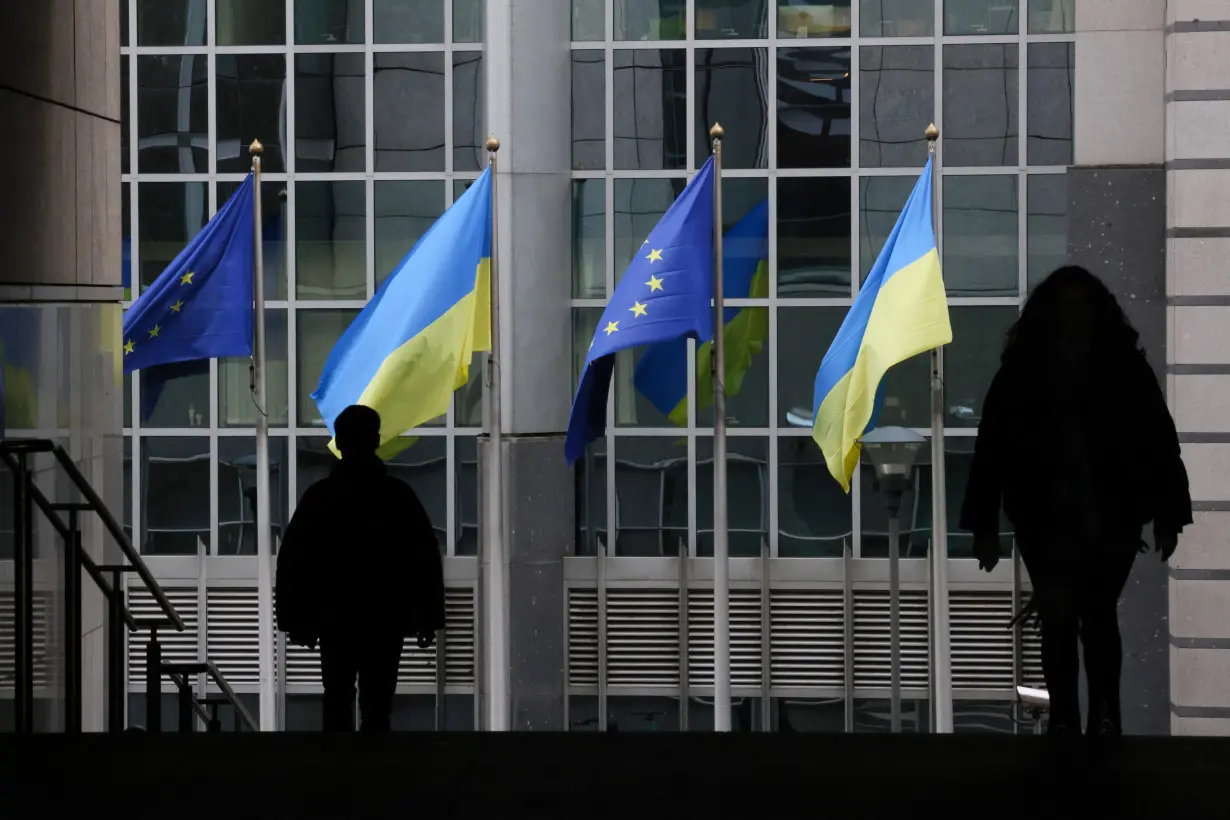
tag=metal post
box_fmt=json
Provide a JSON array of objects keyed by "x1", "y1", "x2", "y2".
[
  {"x1": 481, "y1": 135, "x2": 509, "y2": 731},
  {"x1": 888, "y1": 507, "x2": 902, "y2": 733},
  {"x1": 709, "y1": 122, "x2": 731, "y2": 733},
  {"x1": 13, "y1": 451, "x2": 33, "y2": 733},
  {"x1": 759, "y1": 537, "x2": 771, "y2": 732},
  {"x1": 146, "y1": 626, "x2": 162, "y2": 732},
  {"x1": 178, "y1": 678, "x2": 194, "y2": 733},
  {"x1": 435, "y1": 626, "x2": 448, "y2": 731},
  {"x1": 64, "y1": 510, "x2": 83, "y2": 734},
  {"x1": 925, "y1": 123, "x2": 954, "y2": 734},
  {"x1": 249, "y1": 139, "x2": 276, "y2": 732},
  {"x1": 842, "y1": 537, "x2": 854, "y2": 733},
  {"x1": 107, "y1": 568, "x2": 126, "y2": 732}
]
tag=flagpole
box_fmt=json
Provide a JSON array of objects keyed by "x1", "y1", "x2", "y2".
[
  {"x1": 709, "y1": 123, "x2": 731, "y2": 733},
  {"x1": 926, "y1": 123, "x2": 954, "y2": 734},
  {"x1": 482, "y1": 135, "x2": 510, "y2": 731},
  {"x1": 248, "y1": 139, "x2": 276, "y2": 732}
]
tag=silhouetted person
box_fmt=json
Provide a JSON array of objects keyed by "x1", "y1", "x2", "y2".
[
  {"x1": 960, "y1": 266, "x2": 1191, "y2": 736},
  {"x1": 276, "y1": 405, "x2": 444, "y2": 732}
]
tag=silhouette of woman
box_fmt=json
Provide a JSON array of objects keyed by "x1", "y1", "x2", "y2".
[{"x1": 960, "y1": 266, "x2": 1191, "y2": 736}]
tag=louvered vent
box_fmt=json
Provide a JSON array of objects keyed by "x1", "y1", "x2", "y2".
[
  {"x1": 949, "y1": 591, "x2": 1045, "y2": 691},
  {"x1": 770, "y1": 590, "x2": 845, "y2": 688},
  {"x1": 253, "y1": 587, "x2": 476, "y2": 687},
  {"x1": 853, "y1": 589, "x2": 930, "y2": 689},
  {"x1": 127, "y1": 587, "x2": 200, "y2": 685},
  {"x1": 0, "y1": 591, "x2": 54, "y2": 691},
  {"x1": 607, "y1": 588, "x2": 680, "y2": 687},
  {"x1": 206, "y1": 588, "x2": 258, "y2": 684},
  {"x1": 567, "y1": 587, "x2": 598, "y2": 686},
  {"x1": 688, "y1": 590, "x2": 763, "y2": 688}
]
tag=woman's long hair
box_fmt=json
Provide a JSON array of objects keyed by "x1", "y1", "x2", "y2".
[{"x1": 1003, "y1": 266, "x2": 1141, "y2": 368}]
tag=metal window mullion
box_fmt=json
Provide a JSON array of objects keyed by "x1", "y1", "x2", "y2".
[
  {"x1": 444, "y1": 0, "x2": 455, "y2": 178},
  {"x1": 685, "y1": 0, "x2": 695, "y2": 171},
  {"x1": 1017, "y1": 27, "x2": 1028, "y2": 298},
  {"x1": 285, "y1": 0, "x2": 296, "y2": 177},
  {"x1": 850, "y1": 16, "x2": 861, "y2": 297}
]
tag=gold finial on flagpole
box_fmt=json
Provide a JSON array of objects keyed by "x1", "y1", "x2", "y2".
[
  {"x1": 249, "y1": 138, "x2": 264, "y2": 156},
  {"x1": 925, "y1": 123, "x2": 939, "y2": 142},
  {"x1": 485, "y1": 135, "x2": 501, "y2": 153},
  {"x1": 710, "y1": 122, "x2": 724, "y2": 141}
]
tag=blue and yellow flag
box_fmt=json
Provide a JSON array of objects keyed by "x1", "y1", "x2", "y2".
[
  {"x1": 812, "y1": 157, "x2": 951, "y2": 491},
  {"x1": 122, "y1": 174, "x2": 256, "y2": 375},
  {"x1": 565, "y1": 157, "x2": 717, "y2": 464},
  {"x1": 633, "y1": 198, "x2": 769, "y2": 426},
  {"x1": 312, "y1": 167, "x2": 492, "y2": 458}
]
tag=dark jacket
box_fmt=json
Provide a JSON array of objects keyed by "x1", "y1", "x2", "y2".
[
  {"x1": 960, "y1": 348, "x2": 1192, "y2": 546},
  {"x1": 275, "y1": 456, "x2": 445, "y2": 645}
]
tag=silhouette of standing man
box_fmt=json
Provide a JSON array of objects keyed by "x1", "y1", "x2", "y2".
[
  {"x1": 276, "y1": 404, "x2": 444, "y2": 731},
  {"x1": 961, "y1": 267, "x2": 1192, "y2": 736}
]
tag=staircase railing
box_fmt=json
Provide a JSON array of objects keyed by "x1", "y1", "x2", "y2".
[{"x1": 1, "y1": 439, "x2": 256, "y2": 733}]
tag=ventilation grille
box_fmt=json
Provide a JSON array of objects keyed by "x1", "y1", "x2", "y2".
[
  {"x1": 770, "y1": 590, "x2": 845, "y2": 688},
  {"x1": 127, "y1": 587, "x2": 200, "y2": 684},
  {"x1": 206, "y1": 587, "x2": 477, "y2": 687},
  {"x1": 608, "y1": 588, "x2": 680, "y2": 687},
  {"x1": 949, "y1": 591, "x2": 1045, "y2": 689},
  {"x1": 567, "y1": 588, "x2": 598, "y2": 686},
  {"x1": 688, "y1": 590, "x2": 764, "y2": 688},
  {"x1": 0, "y1": 591, "x2": 54, "y2": 691},
  {"x1": 853, "y1": 589, "x2": 930, "y2": 689}
]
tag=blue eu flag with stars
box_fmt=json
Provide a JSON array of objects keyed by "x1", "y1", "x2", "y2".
[
  {"x1": 123, "y1": 174, "x2": 256, "y2": 417},
  {"x1": 565, "y1": 157, "x2": 716, "y2": 464}
]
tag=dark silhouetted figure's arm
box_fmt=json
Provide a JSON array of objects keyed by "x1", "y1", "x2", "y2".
[
  {"x1": 394, "y1": 481, "x2": 445, "y2": 645},
  {"x1": 276, "y1": 483, "x2": 327, "y2": 647},
  {"x1": 1133, "y1": 352, "x2": 1192, "y2": 559},
  {"x1": 961, "y1": 368, "x2": 1010, "y2": 571}
]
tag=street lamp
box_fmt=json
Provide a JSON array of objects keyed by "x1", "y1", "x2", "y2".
[{"x1": 860, "y1": 426, "x2": 926, "y2": 733}]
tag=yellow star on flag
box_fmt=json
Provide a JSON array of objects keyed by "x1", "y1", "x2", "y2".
[
  {"x1": 603, "y1": 321, "x2": 620, "y2": 336},
  {"x1": 148, "y1": 325, "x2": 161, "y2": 339},
  {"x1": 646, "y1": 275, "x2": 664, "y2": 292},
  {"x1": 646, "y1": 249, "x2": 663, "y2": 263},
  {"x1": 123, "y1": 339, "x2": 135, "y2": 355},
  {"x1": 180, "y1": 271, "x2": 194, "y2": 285},
  {"x1": 170, "y1": 300, "x2": 184, "y2": 313},
  {"x1": 630, "y1": 302, "x2": 647, "y2": 318}
]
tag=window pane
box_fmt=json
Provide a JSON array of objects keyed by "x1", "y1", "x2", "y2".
[
  {"x1": 572, "y1": 51, "x2": 606, "y2": 171},
  {"x1": 456, "y1": 436, "x2": 479, "y2": 555},
  {"x1": 294, "y1": 0, "x2": 364, "y2": 44},
  {"x1": 455, "y1": 354, "x2": 483, "y2": 427},
  {"x1": 777, "y1": 306, "x2": 842, "y2": 430},
  {"x1": 944, "y1": 307, "x2": 1017, "y2": 429},
  {"x1": 375, "y1": 0, "x2": 444, "y2": 43},
  {"x1": 778, "y1": 436, "x2": 852, "y2": 557},
  {"x1": 574, "y1": 438, "x2": 608, "y2": 556},
  {"x1": 137, "y1": 55, "x2": 209, "y2": 174},
  {"x1": 374, "y1": 52, "x2": 446, "y2": 172},
  {"x1": 775, "y1": 698, "x2": 846, "y2": 731},
  {"x1": 122, "y1": 181, "x2": 131, "y2": 300},
  {"x1": 778, "y1": 0, "x2": 853, "y2": 38},
  {"x1": 217, "y1": 0, "x2": 287, "y2": 46},
  {"x1": 121, "y1": 0, "x2": 129, "y2": 46},
  {"x1": 139, "y1": 364, "x2": 211, "y2": 430},
  {"x1": 217, "y1": 437, "x2": 290, "y2": 555},
  {"x1": 696, "y1": 0, "x2": 767, "y2": 39},
  {"x1": 572, "y1": 180, "x2": 606, "y2": 299},
  {"x1": 859, "y1": 0, "x2": 932, "y2": 37},
  {"x1": 613, "y1": 50, "x2": 687, "y2": 171},
  {"x1": 137, "y1": 0, "x2": 206, "y2": 47},
  {"x1": 614, "y1": 177, "x2": 686, "y2": 281},
  {"x1": 698, "y1": 436, "x2": 768, "y2": 557},
  {"x1": 296, "y1": 181, "x2": 367, "y2": 300},
  {"x1": 859, "y1": 453, "x2": 929, "y2": 558},
  {"x1": 572, "y1": 0, "x2": 605, "y2": 40},
  {"x1": 778, "y1": 176, "x2": 851, "y2": 297},
  {"x1": 219, "y1": 308, "x2": 289, "y2": 427},
  {"x1": 1027, "y1": 174, "x2": 1066, "y2": 290},
  {"x1": 859, "y1": 46, "x2": 934, "y2": 169},
  {"x1": 615, "y1": 0, "x2": 686, "y2": 40},
  {"x1": 140, "y1": 437, "x2": 211, "y2": 555},
  {"x1": 220, "y1": 180, "x2": 287, "y2": 300},
  {"x1": 695, "y1": 48, "x2": 768, "y2": 170},
  {"x1": 1028, "y1": 0, "x2": 1073, "y2": 34},
  {"x1": 1027, "y1": 43, "x2": 1074, "y2": 166},
  {"x1": 453, "y1": 52, "x2": 485, "y2": 171},
  {"x1": 613, "y1": 438, "x2": 687, "y2": 556},
  {"x1": 572, "y1": 307, "x2": 604, "y2": 393},
  {"x1": 777, "y1": 46, "x2": 852, "y2": 169},
  {"x1": 375, "y1": 181, "x2": 445, "y2": 289},
  {"x1": 386, "y1": 437, "x2": 449, "y2": 551},
  {"x1": 295, "y1": 53, "x2": 366, "y2": 173},
  {"x1": 121, "y1": 56, "x2": 130, "y2": 175},
  {"x1": 615, "y1": 346, "x2": 676, "y2": 427},
  {"x1": 944, "y1": 0, "x2": 1018, "y2": 35},
  {"x1": 943, "y1": 174, "x2": 1018, "y2": 296},
  {"x1": 942, "y1": 44, "x2": 1018, "y2": 168},
  {"x1": 123, "y1": 438, "x2": 132, "y2": 538},
  {"x1": 916, "y1": 437, "x2": 1013, "y2": 559},
  {"x1": 296, "y1": 309, "x2": 359, "y2": 425},
  {"x1": 138, "y1": 181, "x2": 208, "y2": 290},
  {"x1": 453, "y1": 0, "x2": 484, "y2": 42},
  {"x1": 859, "y1": 175, "x2": 913, "y2": 280},
  {"x1": 608, "y1": 696, "x2": 681, "y2": 730},
  {"x1": 216, "y1": 55, "x2": 288, "y2": 174}
]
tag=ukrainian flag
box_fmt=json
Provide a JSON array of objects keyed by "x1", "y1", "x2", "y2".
[
  {"x1": 312, "y1": 167, "x2": 492, "y2": 458},
  {"x1": 812, "y1": 157, "x2": 951, "y2": 491},
  {"x1": 633, "y1": 199, "x2": 769, "y2": 426}
]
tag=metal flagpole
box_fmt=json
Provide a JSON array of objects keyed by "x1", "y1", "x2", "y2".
[
  {"x1": 482, "y1": 135, "x2": 510, "y2": 731},
  {"x1": 926, "y1": 123, "x2": 954, "y2": 734},
  {"x1": 249, "y1": 139, "x2": 276, "y2": 731},
  {"x1": 710, "y1": 123, "x2": 731, "y2": 733}
]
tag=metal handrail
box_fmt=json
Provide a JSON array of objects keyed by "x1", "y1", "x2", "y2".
[{"x1": 161, "y1": 661, "x2": 259, "y2": 732}]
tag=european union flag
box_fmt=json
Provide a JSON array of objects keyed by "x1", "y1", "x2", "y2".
[
  {"x1": 123, "y1": 174, "x2": 256, "y2": 387},
  {"x1": 565, "y1": 157, "x2": 716, "y2": 465}
]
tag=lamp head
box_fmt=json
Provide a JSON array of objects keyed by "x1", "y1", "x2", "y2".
[{"x1": 859, "y1": 426, "x2": 926, "y2": 482}]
